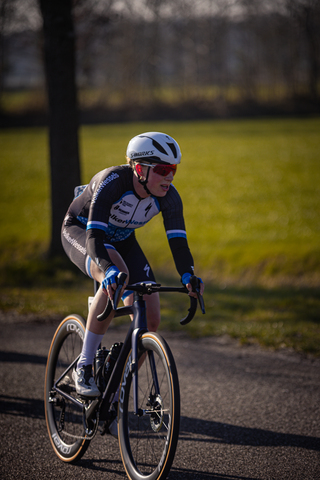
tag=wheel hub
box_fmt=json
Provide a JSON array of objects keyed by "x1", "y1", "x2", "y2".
[{"x1": 149, "y1": 394, "x2": 164, "y2": 432}]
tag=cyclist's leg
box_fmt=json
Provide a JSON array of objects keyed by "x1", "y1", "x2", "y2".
[
  {"x1": 62, "y1": 218, "x2": 130, "y2": 332},
  {"x1": 86, "y1": 249, "x2": 129, "y2": 335},
  {"x1": 117, "y1": 234, "x2": 160, "y2": 331},
  {"x1": 62, "y1": 219, "x2": 129, "y2": 373}
]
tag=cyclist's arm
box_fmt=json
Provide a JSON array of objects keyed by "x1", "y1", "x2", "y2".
[
  {"x1": 85, "y1": 167, "x2": 125, "y2": 275},
  {"x1": 168, "y1": 236, "x2": 194, "y2": 278},
  {"x1": 160, "y1": 186, "x2": 196, "y2": 279},
  {"x1": 86, "y1": 228, "x2": 114, "y2": 274}
]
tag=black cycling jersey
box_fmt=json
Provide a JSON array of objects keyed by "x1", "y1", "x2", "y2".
[{"x1": 62, "y1": 164, "x2": 194, "y2": 279}]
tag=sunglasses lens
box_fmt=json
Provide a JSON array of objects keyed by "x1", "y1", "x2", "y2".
[{"x1": 153, "y1": 164, "x2": 177, "y2": 176}]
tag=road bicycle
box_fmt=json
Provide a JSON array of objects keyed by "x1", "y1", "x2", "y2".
[{"x1": 44, "y1": 273, "x2": 205, "y2": 480}]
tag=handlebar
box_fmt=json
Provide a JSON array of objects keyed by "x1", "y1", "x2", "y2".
[{"x1": 97, "y1": 273, "x2": 205, "y2": 325}]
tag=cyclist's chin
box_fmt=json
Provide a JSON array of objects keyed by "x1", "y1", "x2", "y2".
[{"x1": 150, "y1": 184, "x2": 170, "y2": 197}]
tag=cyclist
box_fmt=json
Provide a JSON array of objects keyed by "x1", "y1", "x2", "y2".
[{"x1": 61, "y1": 132, "x2": 204, "y2": 398}]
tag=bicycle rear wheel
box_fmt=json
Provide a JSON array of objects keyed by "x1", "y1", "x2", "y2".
[
  {"x1": 44, "y1": 314, "x2": 91, "y2": 462},
  {"x1": 118, "y1": 332, "x2": 180, "y2": 480}
]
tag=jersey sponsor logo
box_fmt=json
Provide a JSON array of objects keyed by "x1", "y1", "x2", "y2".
[
  {"x1": 122, "y1": 199, "x2": 133, "y2": 208},
  {"x1": 109, "y1": 194, "x2": 160, "y2": 230},
  {"x1": 62, "y1": 228, "x2": 86, "y2": 255},
  {"x1": 114, "y1": 205, "x2": 130, "y2": 215},
  {"x1": 109, "y1": 214, "x2": 149, "y2": 228},
  {"x1": 110, "y1": 213, "x2": 131, "y2": 225},
  {"x1": 91, "y1": 172, "x2": 119, "y2": 204},
  {"x1": 144, "y1": 263, "x2": 150, "y2": 277}
]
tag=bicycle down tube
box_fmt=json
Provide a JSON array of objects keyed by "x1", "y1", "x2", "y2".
[{"x1": 98, "y1": 289, "x2": 152, "y2": 421}]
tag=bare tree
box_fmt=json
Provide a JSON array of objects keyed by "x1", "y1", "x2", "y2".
[
  {"x1": 0, "y1": 0, "x2": 14, "y2": 111},
  {"x1": 38, "y1": 0, "x2": 81, "y2": 257},
  {"x1": 285, "y1": 0, "x2": 320, "y2": 100}
]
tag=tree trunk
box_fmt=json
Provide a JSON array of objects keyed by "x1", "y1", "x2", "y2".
[{"x1": 39, "y1": 0, "x2": 81, "y2": 257}]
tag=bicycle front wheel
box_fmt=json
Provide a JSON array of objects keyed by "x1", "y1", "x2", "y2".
[
  {"x1": 118, "y1": 332, "x2": 180, "y2": 480},
  {"x1": 44, "y1": 314, "x2": 91, "y2": 463}
]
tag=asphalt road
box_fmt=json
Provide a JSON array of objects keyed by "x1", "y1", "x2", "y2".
[{"x1": 0, "y1": 313, "x2": 319, "y2": 480}]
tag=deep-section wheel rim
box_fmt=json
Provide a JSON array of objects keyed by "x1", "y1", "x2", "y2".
[
  {"x1": 44, "y1": 315, "x2": 90, "y2": 462},
  {"x1": 118, "y1": 332, "x2": 180, "y2": 480}
]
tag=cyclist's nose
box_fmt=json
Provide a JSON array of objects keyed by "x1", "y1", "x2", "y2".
[{"x1": 164, "y1": 171, "x2": 174, "y2": 181}]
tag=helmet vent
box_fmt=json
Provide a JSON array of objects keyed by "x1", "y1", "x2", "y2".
[
  {"x1": 151, "y1": 139, "x2": 168, "y2": 156},
  {"x1": 166, "y1": 142, "x2": 177, "y2": 158}
]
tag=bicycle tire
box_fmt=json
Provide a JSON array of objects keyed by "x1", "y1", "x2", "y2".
[
  {"x1": 44, "y1": 314, "x2": 91, "y2": 463},
  {"x1": 118, "y1": 332, "x2": 180, "y2": 480}
]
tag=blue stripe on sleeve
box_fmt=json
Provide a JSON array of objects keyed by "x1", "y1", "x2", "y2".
[
  {"x1": 166, "y1": 229, "x2": 187, "y2": 240},
  {"x1": 87, "y1": 221, "x2": 108, "y2": 232}
]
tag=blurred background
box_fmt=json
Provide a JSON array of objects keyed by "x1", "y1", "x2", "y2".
[{"x1": 1, "y1": 0, "x2": 319, "y2": 125}]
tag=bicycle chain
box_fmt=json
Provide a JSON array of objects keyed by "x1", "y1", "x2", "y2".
[{"x1": 59, "y1": 412, "x2": 99, "y2": 441}]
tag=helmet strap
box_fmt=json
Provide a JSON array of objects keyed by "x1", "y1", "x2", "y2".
[{"x1": 136, "y1": 164, "x2": 152, "y2": 195}]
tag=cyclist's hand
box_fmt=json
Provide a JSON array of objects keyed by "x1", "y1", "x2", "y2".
[
  {"x1": 102, "y1": 266, "x2": 120, "y2": 299},
  {"x1": 182, "y1": 273, "x2": 204, "y2": 298}
]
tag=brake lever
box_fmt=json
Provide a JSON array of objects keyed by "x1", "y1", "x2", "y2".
[
  {"x1": 97, "y1": 272, "x2": 127, "y2": 321},
  {"x1": 198, "y1": 293, "x2": 205, "y2": 314},
  {"x1": 112, "y1": 272, "x2": 128, "y2": 311},
  {"x1": 190, "y1": 275, "x2": 205, "y2": 314}
]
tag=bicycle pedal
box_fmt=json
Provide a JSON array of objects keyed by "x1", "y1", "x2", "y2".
[
  {"x1": 99, "y1": 421, "x2": 109, "y2": 436},
  {"x1": 99, "y1": 418, "x2": 116, "y2": 436},
  {"x1": 77, "y1": 394, "x2": 91, "y2": 403},
  {"x1": 99, "y1": 405, "x2": 117, "y2": 436}
]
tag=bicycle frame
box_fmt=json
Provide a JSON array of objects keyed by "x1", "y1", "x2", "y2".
[
  {"x1": 52, "y1": 289, "x2": 158, "y2": 429},
  {"x1": 93, "y1": 291, "x2": 152, "y2": 422},
  {"x1": 52, "y1": 275, "x2": 205, "y2": 432}
]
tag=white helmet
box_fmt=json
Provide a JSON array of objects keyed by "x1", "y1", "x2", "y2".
[{"x1": 126, "y1": 132, "x2": 181, "y2": 165}]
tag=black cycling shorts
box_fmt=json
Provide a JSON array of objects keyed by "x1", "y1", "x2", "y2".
[{"x1": 61, "y1": 217, "x2": 156, "y2": 297}]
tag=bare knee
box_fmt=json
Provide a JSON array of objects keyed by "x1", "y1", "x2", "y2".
[
  {"x1": 146, "y1": 293, "x2": 161, "y2": 332},
  {"x1": 90, "y1": 261, "x2": 105, "y2": 283},
  {"x1": 124, "y1": 291, "x2": 160, "y2": 331},
  {"x1": 147, "y1": 315, "x2": 160, "y2": 332}
]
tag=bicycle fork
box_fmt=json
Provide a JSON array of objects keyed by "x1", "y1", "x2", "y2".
[{"x1": 130, "y1": 296, "x2": 161, "y2": 416}]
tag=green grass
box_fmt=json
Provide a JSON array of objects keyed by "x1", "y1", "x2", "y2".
[{"x1": 1, "y1": 117, "x2": 320, "y2": 355}]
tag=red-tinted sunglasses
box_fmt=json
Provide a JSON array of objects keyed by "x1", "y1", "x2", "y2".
[{"x1": 138, "y1": 163, "x2": 177, "y2": 176}]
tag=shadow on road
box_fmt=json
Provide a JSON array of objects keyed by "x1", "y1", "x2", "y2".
[
  {"x1": 0, "y1": 394, "x2": 44, "y2": 419},
  {"x1": 169, "y1": 467, "x2": 258, "y2": 479},
  {"x1": 1, "y1": 391, "x2": 319, "y2": 455},
  {"x1": 0, "y1": 350, "x2": 47, "y2": 365},
  {"x1": 180, "y1": 415, "x2": 320, "y2": 451}
]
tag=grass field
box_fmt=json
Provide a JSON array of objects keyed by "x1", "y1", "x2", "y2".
[{"x1": 1, "y1": 117, "x2": 319, "y2": 356}]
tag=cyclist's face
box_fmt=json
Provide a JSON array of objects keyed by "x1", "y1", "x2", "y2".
[{"x1": 144, "y1": 165, "x2": 174, "y2": 197}]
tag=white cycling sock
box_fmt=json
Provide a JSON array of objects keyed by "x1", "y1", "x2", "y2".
[{"x1": 77, "y1": 330, "x2": 104, "y2": 370}]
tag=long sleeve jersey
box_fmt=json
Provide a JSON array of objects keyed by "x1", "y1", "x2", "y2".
[{"x1": 66, "y1": 164, "x2": 194, "y2": 277}]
